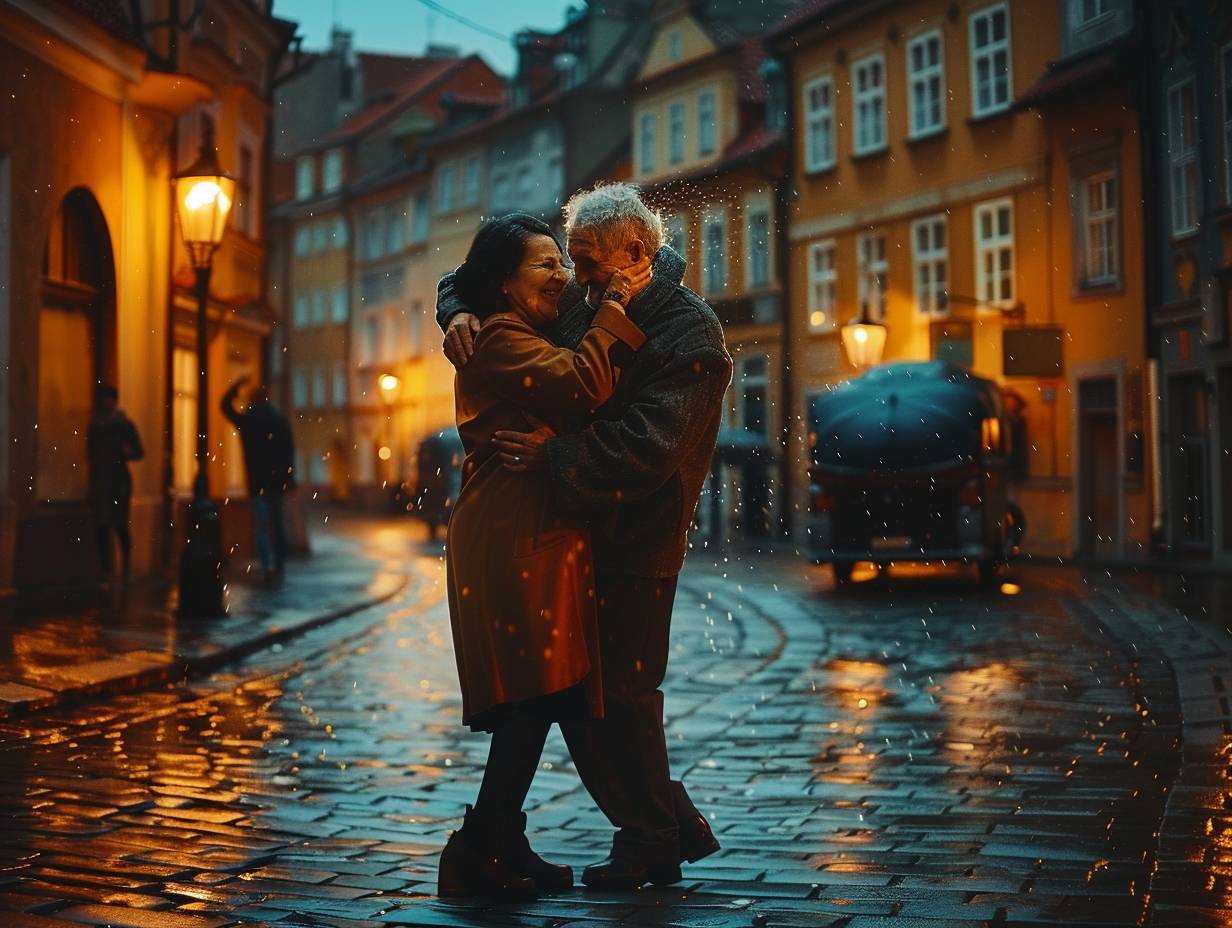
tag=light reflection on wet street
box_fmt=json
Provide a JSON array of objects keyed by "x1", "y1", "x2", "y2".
[{"x1": 0, "y1": 535, "x2": 1227, "y2": 927}]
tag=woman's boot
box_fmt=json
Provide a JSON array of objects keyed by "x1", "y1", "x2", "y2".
[
  {"x1": 437, "y1": 806, "x2": 537, "y2": 900},
  {"x1": 503, "y1": 811, "x2": 573, "y2": 891}
]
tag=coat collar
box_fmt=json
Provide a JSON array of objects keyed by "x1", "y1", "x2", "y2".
[{"x1": 626, "y1": 245, "x2": 686, "y2": 326}]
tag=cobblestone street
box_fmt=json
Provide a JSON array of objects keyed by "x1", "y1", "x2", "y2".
[{"x1": 0, "y1": 518, "x2": 1228, "y2": 927}]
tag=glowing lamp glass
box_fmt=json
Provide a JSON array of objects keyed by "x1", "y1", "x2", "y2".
[
  {"x1": 175, "y1": 174, "x2": 236, "y2": 253},
  {"x1": 841, "y1": 320, "x2": 887, "y2": 368},
  {"x1": 378, "y1": 373, "x2": 400, "y2": 394}
]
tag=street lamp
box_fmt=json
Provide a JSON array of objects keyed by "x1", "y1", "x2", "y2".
[
  {"x1": 174, "y1": 126, "x2": 236, "y2": 618},
  {"x1": 842, "y1": 280, "x2": 888, "y2": 369},
  {"x1": 378, "y1": 373, "x2": 399, "y2": 483}
]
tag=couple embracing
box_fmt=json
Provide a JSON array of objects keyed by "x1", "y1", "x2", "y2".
[{"x1": 434, "y1": 182, "x2": 732, "y2": 898}]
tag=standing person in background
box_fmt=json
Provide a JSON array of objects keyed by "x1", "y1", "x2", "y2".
[
  {"x1": 222, "y1": 376, "x2": 296, "y2": 585},
  {"x1": 88, "y1": 384, "x2": 144, "y2": 587}
]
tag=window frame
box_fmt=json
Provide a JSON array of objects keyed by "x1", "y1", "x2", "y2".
[
  {"x1": 973, "y1": 197, "x2": 1015, "y2": 309},
  {"x1": 638, "y1": 110, "x2": 657, "y2": 175},
  {"x1": 803, "y1": 74, "x2": 836, "y2": 173},
  {"x1": 322, "y1": 148, "x2": 344, "y2": 194},
  {"x1": 666, "y1": 212, "x2": 688, "y2": 262},
  {"x1": 294, "y1": 155, "x2": 315, "y2": 201},
  {"x1": 852, "y1": 52, "x2": 887, "y2": 156},
  {"x1": 969, "y1": 3, "x2": 1013, "y2": 119},
  {"x1": 436, "y1": 163, "x2": 457, "y2": 213},
  {"x1": 332, "y1": 361, "x2": 346, "y2": 408},
  {"x1": 1166, "y1": 78, "x2": 1199, "y2": 236},
  {"x1": 698, "y1": 90, "x2": 717, "y2": 157},
  {"x1": 701, "y1": 208, "x2": 728, "y2": 297},
  {"x1": 907, "y1": 29, "x2": 946, "y2": 139},
  {"x1": 807, "y1": 238, "x2": 838, "y2": 332},
  {"x1": 857, "y1": 229, "x2": 888, "y2": 322},
  {"x1": 330, "y1": 284, "x2": 349, "y2": 324},
  {"x1": 668, "y1": 100, "x2": 686, "y2": 165},
  {"x1": 736, "y1": 354, "x2": 771, "y2": 436},
  {"x1": 744, "y1": 198, "x2": 774, "y2": 291},
  {"x1": 912, "y1": 213, "x2": 949, "y2": 317},
  {"x1": 1079, "y1": 169, "x2": 1120, "y2": 288},
  {"x1": 461, "y1": 155, "x2": 482, "y2": 206}
]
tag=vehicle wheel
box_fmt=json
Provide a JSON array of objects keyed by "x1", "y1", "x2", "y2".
[
  {"x1": 977, "y1": 559, "x2": 1002, "y2": 587},
  {"x1": 832, "y1": 562, "x2": 854, "y2": 586}
]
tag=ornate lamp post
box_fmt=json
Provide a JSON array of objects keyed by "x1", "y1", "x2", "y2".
[{"x1": 174, "y1": 129, "x2": 236, "y2": 618}]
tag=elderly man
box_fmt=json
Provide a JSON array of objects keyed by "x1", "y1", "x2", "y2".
[{"x1": 436, "y1": 183, "x2": 732, "y2": 889}]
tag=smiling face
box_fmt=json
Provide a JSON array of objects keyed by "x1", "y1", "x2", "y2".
[
  {"x1": 502, "y1": 233, "x2": 571, "y2": 329},
  {"x1": 566, "y1": 226, "x2": 645, "y2": 298}
]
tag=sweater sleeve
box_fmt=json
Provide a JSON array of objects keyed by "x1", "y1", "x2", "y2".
[
  {"x1": 472, "y1": 305, "x2": 646, "y2": 421},
  {"x1": 435, "y1": 270, "x2": 469, "y2": 333},
  {"x1": 544, "y1": 344, "x2": 732, "y2": 508}
]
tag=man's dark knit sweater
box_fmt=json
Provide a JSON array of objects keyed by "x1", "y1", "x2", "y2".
[{"x1": 436, "y1": 245, "x2": 732, "y2": 578}]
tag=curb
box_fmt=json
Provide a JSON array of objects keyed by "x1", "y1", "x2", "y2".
[{"x1": 0, "y1": 570, "x2": 411, "y2": 722}]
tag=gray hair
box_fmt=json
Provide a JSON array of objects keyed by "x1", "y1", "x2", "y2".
[{"x1": 562, "y1": 182, "x2": 665, "y2": 254}]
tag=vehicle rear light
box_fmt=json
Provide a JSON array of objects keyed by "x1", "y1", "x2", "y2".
[
  {"x1": 812, "y1": 486, "x2": 835, "y2": 512},
  {"x1": 959, "y1": 478, "x2": 982, "y2": 507}
]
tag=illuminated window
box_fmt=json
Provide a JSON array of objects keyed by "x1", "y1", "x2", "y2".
[{"x1": 857, "y1": 230, "x2": 887, "y2": 321}]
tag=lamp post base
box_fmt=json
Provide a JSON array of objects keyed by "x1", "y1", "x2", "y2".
[{"x1": 178, "y1": 494, "x2": 226, "y2": 618}]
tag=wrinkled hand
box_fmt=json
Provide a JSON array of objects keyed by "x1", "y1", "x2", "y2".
[
  {"x1": 443, "y1": 312, "x2": 481, "y2": 369},
  {"x1": 493, "y1": 423, "x2": 554, "y2": 473},
  {"x1": 605, "y1": 257, "x2": 653, "y2": 307}
]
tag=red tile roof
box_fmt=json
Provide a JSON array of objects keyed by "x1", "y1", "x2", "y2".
[
  {"x1": 358, "y1": 53, "x2": 444, "y2": 102},
  {"x1": 325, "y1": 57, "x2": 476, "y2": 142}
]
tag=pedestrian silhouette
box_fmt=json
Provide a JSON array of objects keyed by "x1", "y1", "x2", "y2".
[
  {"x1": 221, "y1": 376, "x2": 296, "y2": 585},
  {"x1": 88, "y1": 384, "x2": 143, "y2": 585}
]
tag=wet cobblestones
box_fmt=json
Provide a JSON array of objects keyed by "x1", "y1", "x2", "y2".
[{"x1": 0, "y1": 529, "x2": 1224, "y2": 927}]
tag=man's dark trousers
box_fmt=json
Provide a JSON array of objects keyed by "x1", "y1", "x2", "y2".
[{"x1": 559, "y1": 572, "x2": 687, "y2": 864}]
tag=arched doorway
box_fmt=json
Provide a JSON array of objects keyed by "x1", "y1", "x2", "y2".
[{"x1": 37, "y1": 188, "x2": 117, "y2": 501}]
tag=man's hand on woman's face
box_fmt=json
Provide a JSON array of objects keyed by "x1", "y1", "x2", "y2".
[
  {"x1": 443, "y1": 312, "x2": 481, "y2": 369},
  {"x1": 605, "y1": 256, "x2": 653, "y2": 306}
]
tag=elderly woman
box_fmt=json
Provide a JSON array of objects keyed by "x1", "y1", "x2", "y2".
[{"x1": 439, "y1": 213, "x2": 651, "y2": 899}]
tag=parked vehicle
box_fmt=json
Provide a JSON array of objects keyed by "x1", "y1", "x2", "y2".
[
  {"x1": 395, "y1": 428, "x2": 464, "y2": 539},
  {"x1": 807, "y1": 361, "x2": 1025, "y2": 585}
]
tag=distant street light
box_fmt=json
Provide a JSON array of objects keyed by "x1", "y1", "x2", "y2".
[
  {"x1": 378, "y1": 373, "x2": 399, "y2": 483},
  {"x1": 174, "y1": 125, "x2": 236, "y2": 618}
]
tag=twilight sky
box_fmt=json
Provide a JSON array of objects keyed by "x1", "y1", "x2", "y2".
[{"x1": 272, "y1": 0, "x2": 580, "y2": 75}]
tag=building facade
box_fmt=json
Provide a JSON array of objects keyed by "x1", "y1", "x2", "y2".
[
  {"x1": 1017, "y1": 0, "x2": 1152, "y2": 561},
  {"x1": 0, "y1": 0, "x2": 290, "y2": 588},
  {"x1": 632, "y1": 0, "x2": 794, "y2": 539},
  {"x1": 1142, "y1": 0, "x2": 1232, "y2": 567},
  {"x1": 769, "y1": 0, "x2": 1153, "y2": 560}
]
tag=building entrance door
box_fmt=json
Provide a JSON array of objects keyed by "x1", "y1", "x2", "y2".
[
  {"x1": 1078, "y1": 377, "x2": 1119, "y2": 559},
  {"x1": 1170, "y1": 374, "x2": 1211, "y2": 553}
]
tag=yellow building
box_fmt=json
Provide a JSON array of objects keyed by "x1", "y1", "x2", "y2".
[
  {"x1": 631, "y1": 0, "x2": 794, "y2": 538},
  {"x1": 0, "y1": 0, "x2": 290, "y2": 587},
  {"x1": 768, "y1": 0, "x2": 1146, "y2": 559}
]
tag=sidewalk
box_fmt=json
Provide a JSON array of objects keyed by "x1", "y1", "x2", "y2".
[{"x1": 0, "y1": 511, "x2": 415, "y2": 721}]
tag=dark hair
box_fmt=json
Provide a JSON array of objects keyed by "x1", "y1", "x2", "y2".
[
  {"x1": 95, "y1": 384, "x2": 118, "y2": 402},
  {"x1": 454, "y1": 213, "x2": 560, "y2": 320}
]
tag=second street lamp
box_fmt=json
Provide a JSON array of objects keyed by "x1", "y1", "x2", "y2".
[{"x1": 173, "y1": 125, "x2": 235, "y2": 618}]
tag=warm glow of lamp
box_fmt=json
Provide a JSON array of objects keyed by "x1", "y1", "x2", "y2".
[
  {"x1": 378, "y1": 445, "x2": 392, "y2": 461},
  {"x1": 378, "y1": 373, "x2": 400, "y2": 396},
  {"x1": 174, "y1": 140, "x2": 236, "y2": 269},
  {"x1": 841, "y1": 316, "x2": 887, "y2": 368}
]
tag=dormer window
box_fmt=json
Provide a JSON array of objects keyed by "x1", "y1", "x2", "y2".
[{"x1": 668, "y1": 30, "x2": 682, "y2": 63}]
